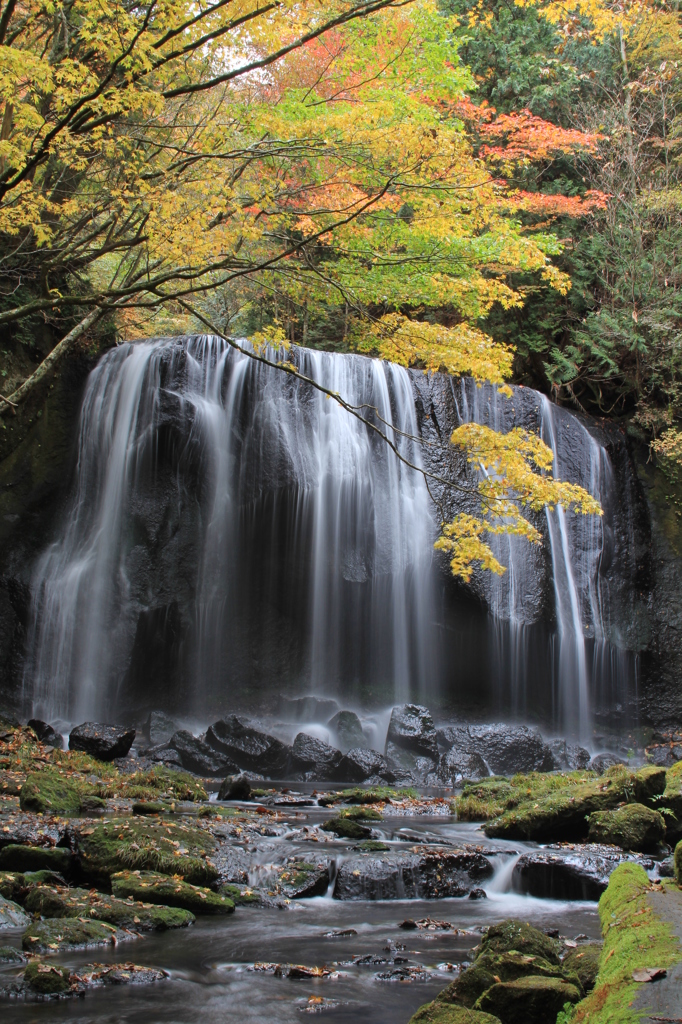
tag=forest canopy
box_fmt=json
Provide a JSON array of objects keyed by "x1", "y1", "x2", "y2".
[{"x1": 1, "y1": 0, "x2": 677, "y2": 577}]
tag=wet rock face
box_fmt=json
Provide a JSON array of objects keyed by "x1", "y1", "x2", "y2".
[
  {"x1": 27, "y1": 719, "x2": 59, "y2": 745},
  {"x1": 588, "y1": 752, "x2": 626, "y2": 774},
  {"x1": 168, "y1": 730, "x2": 238, "y2": 777},
  {"x1": 437, "y1": 724, "x2": 556, "y2": 776},
  {"x1": 511, "y1": 845, "x2": 652, "y2": 901},
  {"x1": 337, "y1": 748, "x2": 396, "y2": 783},
  {"x1": 327, "y1": 711, "x2": 367, "y2": 752},
  {"x1": 386, "y1": 704, "x2": 439, "y2": 762},
  {"x1": 144, "y1": 711, "x2": 179, "y2": 748},
  {"x1": 333, "y1": 848, "x2": 493, "y2": 900},
  {"x1": 291, "y1": 733, "x2": 344, "y2": 780},
  {"x1": 205, "y1": 717, "x2": 290, "y2": 778},
  {"x1": 436, "y1": 748, "x2": 488, "y2": 786},
  {"x1": 69, "y1": 722, "x2": 136, "y2": 762}
]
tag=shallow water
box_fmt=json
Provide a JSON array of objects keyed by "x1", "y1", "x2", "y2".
[{"x1": 0, "y1": 811, "x2": 600, "y2": 1023}]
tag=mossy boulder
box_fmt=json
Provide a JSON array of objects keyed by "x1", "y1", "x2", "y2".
[
  {"x1": 23, "y1": 960, "x2": 72, "y2": 995},
  {"x1": 478, "y1": 920, "x2": 562, "y2": 965},
  {"x1": 75, "y1": 819, "x2": 218, "y2": 886},
  {"x1": 24, "y1": 884, "x2": 195, "y2": 930},
  {"x1": 22, "y1": 918, "x2": 120, "y2": 953},
  {"x1": 439, "y1": 952, "x2": 573, "y2": 1009},
  {"x1": 111, "y1": 870, "x2": 234, "y2": 915},
  {"x1": 475, "y1": 975, "x2": 581, "y2": 1023},
  {"x1": 0, "y1": 945, "x2": 27, "y2": 962},
  {"x1": 132, "y1": 801, "x2": 166, "y2": 816},
  {"x1": 409, "y1": 1002, "x2": 501, "y2": 1024},
  {"x1": 0, "y1": 870, "x2": 25, "y2": 902},
  {"x1": 339, "y1": 806, "x2": 383, "y2": 821},
  {"x1": 674, "y1": 838, "x2": 682, "y2": 883},
  {"x1": 273, "y1": 861, "x2": 330, "y2": 898},
  {"x1": 217, "y1": 883, "x2": 260, "y2": 905},
  {"x1": 484, "y1": 766, "x2": 666, "y2": 842},
  {"x1": 561, "y1": 944, "x2": 602, "y2": 993},
  {"x1": 661, "y1": 761, "x2": 682, "y2": 842},
  {"x1": 320, "y1": 816, "x2": 372, "y2": 839},
  {"x1": 588, "y1": 803, "x2": 666, "y2": 851},
  {"x1": 19, "y1": 769, "x2": 97, "y2": 815},
  {"x1": 0, "y1": 843, "x2": 73, "y2": 876},
  {"x1": 318, "y1": 786, "x2": 415, "y2": 806}
]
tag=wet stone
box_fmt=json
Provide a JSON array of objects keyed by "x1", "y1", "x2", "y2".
[
  {"x1": 22, "y1": 918, "x2": 124, "y2": 954},
  {"x1": 69, "y1": 722, "x2": 136, "y2": 762},
  {"x1": 112, "y1": 869, "x2": 234, "y2": 914},
  {"x1": 291, "y1": 733, "x2": 344, "y2": 780},
  {"x1": 337, "y1": 748, "x2": 396, "y2": 783},
  {"x1": 144, "y1": 711, "x2": 180, "y2": 748},
  {"x1": 206, "y1": 717, "x2": 291, "y2": 777},
  {"x1": 27, "y1": 720, "x2": 59, "y2": 746},
  {"x1": 168, "y1": 730, "x2": 238, "y2": 777},
  {"x1": 512, "y1": 843, "x2": 654, "y2": 901},
  {"x1": 327, "y1": 711, "x2": 367, "y2": 753},
  {"x1": 0, "y1": 894, "x2": 30, "y2": 929},
  {"x1": 0, "y1": 843, "x2": 73, "y2": 876},
  {"x1": 333, "y1": 848, "x2": 492, "y2": 900},
  {"x1": 272, "y1": 860, "x2": 330, "y2": 899},
  {"x1": 436, "y1": 748, "x2": 489, "y2": 786},
  {"x1": 24, "y1": 883, "x2": 196, "y2": 930},
  {"x1": 386, "y1": 705, "x2": 439, "y2": 762}
]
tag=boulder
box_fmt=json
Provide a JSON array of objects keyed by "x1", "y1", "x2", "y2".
[
  {"x1": 548, "y1": 739, "x2": 591, "y2": 771},
  {"x1": 0, "y1": 946, "x2": 27, "y2": 963},
  {"x1": 474, "y1": 975, "x2": 582, "y2": 1024},
  {"x1": 645, "y1": 744, "x2": 682, "y2": 768},
  {"x1": 278, "y1": 696, "x2": 340, "y2": 721},
  {"x1": 23, "y1": 961, "x2": 72, "y2": 995},
  {"x1": 409, "y1": 1002, "x2": 501, "y2": 1024},
  {"x1": 291, "y1": 733, "x2": 343, "y2": 780},
  {"x1": 272, "y1": 859, "x2": 330, "y2": 898},
  {"x1": 439, "y1": 950, "x2": 573, "y2": 1009},
  {"x1": 0, "y1": 894, "x2": 29, "y2": 929},
  {"x1": 205, "y1": 716, "x2": 290, "y2": 777},
  {"x1": 588, "y1": 803, "x2": 666, "y2": 851},
  {"x1": 437, "y1": 724, "x2": 556, "y2": 775},
  {"x1": 69, "y1": 722, "x2": 136, "y2": 761},
  {"x1": 27, "y1": 719, "x2": 59, "y2": 745},
  {"x1": 588, "y1": 752, "x2": 626, "y2": 774},
  {"x1": 333, "y1": 848, "x2": 492, "y2": 900},
  {"x1": 218, "y1": 774, "x2": 252, "y2": 801},
  {"x1": 562, "y1": 944, "x2": 602, "y2": 993},
  {"x1": 327, "y1": 711, "x2": 367, "y2": 752},
  {"x1": 478, "y1": 920, "x2": 562, "y2": 964},
  {"x1": 437, "y1": 748, "x2": 489, "y2": 786},
  {"x1": 511, "y1": 845, "x2": 644, "y2": 901},
  {"x1": 111, "y1": 870, "x2": 234, "y2": 915},
  {"x1": 74, "y1": 819, "x2": 218, "y2": 886},
  {"x1": 169, "y1": 730, "x2": 238, "y2": 776},
  {"x1": 23, "y1": 885, "x2": 195, "y2": 931},
  {"x1": 337, "y1": 747, "x2": 396, "y2": 783},
  {"x1": 150, "y1": 746, "x2": 184, "y2": 769},
  {"x1": 22, "y1": 919, "x2": 123, "y2": 953},
  {"x1": 0, "y1": 844, "x2": 73, "y2": 876},
  {"x1": 385, "y1": 743, "x2": 437, "y2": 782},
  {"x1": 385, "y1": 704, "x2": 439, "y2": 761},
  {"x1": 144, "y1": 711, "x2": 180, "y2": 748},
  {"x1": 321, "y1": 816, "x2": 373, "y2": 839},
  {"x1": 484, "y1": 766, "x2": 667, "y2": 842},
  {"x1": 19, "y1": 769, "x2": 94, "y2": 815}
]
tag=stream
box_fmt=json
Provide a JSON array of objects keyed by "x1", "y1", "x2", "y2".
[{"x1": 0, "y1": 806, "x2": 600, "y2": 1023}]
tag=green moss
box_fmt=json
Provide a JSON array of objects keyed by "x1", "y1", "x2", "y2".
[
  {"x1": 675, "y1": 839, "x2": 682, "y2": 883},
  {"x1": 111, "y1": 870, "x2": 234, "y2": 915},
  {"x1": 588, "y1": 803, "x2": 666, "y2": 851},
  {"x1": 409, "y1": 1002, "x2": 502, "y2": 1024},
  {"x1": 475, "y1": 975, "x2": 582, "y2": 1024},
  {"x1": 76, "y1": 819, "x2": 218, "y2": 886},
  {"x1": 338, "y1": 806, "x2": 383, "y2": 821},
  {"x1": 0, "y1": 870, "x2": 25, "y2": 902},
  {"x1": 218, "y1": 882, "x2": 260, "y2": 904},
  {"x1": 19, "y1": 770, "x2": 83, "y2": 814},
  {"x1": 23, "y1": 960, "x2": 71, "y2": 994},
  {"x1": 356, "y1": 839, "x2": 390, "y2": 851},
  {"x1": 484, "y1": 767, "x2": 666, "y2": 842},
  {"x1": 660, "y1": 760, "x2": 682, "y2": 842},
  {"x1": 439, "y1": 951, "x2": 572, "y2": 1008},
  {"x1": 320, "y1": 816, "x2": 372, "y2": 839},
  {"x1": 561, "y1": 945, "x2": 602, "y2": 994},
  {"x1": 570, "y1": 863, "x2": 682, "y2": 1024},
  {"x1": 22, "y1": 917, "x2": 119, "y2": 953},
  {"x1": 100, "y1": 767, "x2": 208, "y2": 803},
  {"x1": 318, "y1": 786, "x2": 417, "y2": 806},
  {"x1": 0, "y1": 945, "x2": 27, "y2": 963},
  {"x1": 0, "y1": 844, "x2": 72, "y2": 875},
  {"x1": 479, "y1": 920, "x2": 562, "y2": 965},
  {"x1": 132, "y1": 801, "x2": 166, "y2": 815},
  {"x1": 24, "y1": 883, "x2": 195, "y2": 930}
]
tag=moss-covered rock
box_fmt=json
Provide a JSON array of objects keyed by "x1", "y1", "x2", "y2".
[
  {"x1": 217, "y1": 883, "x2": 260, "y2": 905},
  {"x1": 478, "y1": 920, "x2": 562, "y2": 965},
  {"x1": 339, "y1": 806, "x2": 383, "y2": 821},
  {"x1": 356, "y1": 840, "x2": 390, "y2": 851},
  {"x1": 19, "y1": 770, "x2": 83, "y2": 814},
  {"x1": 318, "y1": 786, "x2": 416, "y2": 806},
  {"x1": 132, "y1": 801, "x2": 166, "y2": 816},
  {"x1": 588, "y1": 803, "x2": 666, "y2": 850},
  {"x1": 0, "y1": 870, "x2": 25, "y2": 902},
  {"x1": 22, "y1": 918, "x2": 120, "y2": 953},
  {"x1": 484, "y1": 766, "x2": 666, "y2": 842},
  {"x1": 24, "y1": 884, "x2": 195, "y2": 930},
  {"x1": 561, "y1": 944, "x2": 602, "y2": 993},
  {"x1": 100, "y1": 766, "x2": 208, "y2": 803},
  {"x1": 23, "y1": 961, "x2": 71, "y2": 995},
  {"x1": 111, "y1": 870, "x2": 234, "y2": 915},
  {"x1": 438, "y1": 951, "x2": 573, "y2": 1009},
  {"x1": 474, "y1": 975, "x2": 581, "y2": 1023},
  {"x1": 273, "y1": 861, "x2": 330, "y2": 898},
  {"x1": 409, "y1": 1001, "x2": 501, "y2": 1024},
  {"x1": 662, "y1": 760, "x2": 682, "y2": 842},
  {"x1": 75, "y1": 819, "x2": 218, "y2": 886},
  {"x1": 320, "y1": 816, "x2": 372, "y2": 839},
  {"x1": 0, "y1": 944, "x2": 27, "y2": 962},
  {"x1": 674, "y1": 838, "x2": 682, "y2": 883},
  {"x1": 0, "y1": 843, "x2": 72, "y2": 875}
]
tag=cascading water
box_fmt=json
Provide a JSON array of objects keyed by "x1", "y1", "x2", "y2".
[
  {"x1": 24, "y1": 336, "x2": 437, "y2": 722},
  {"x1": 22, "y1": 335, "x2": 636, "y2": 736}
]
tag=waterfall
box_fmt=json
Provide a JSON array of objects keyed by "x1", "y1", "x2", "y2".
[{"x1": 24, "y1": 336, "x2": 438, "y2": 722}]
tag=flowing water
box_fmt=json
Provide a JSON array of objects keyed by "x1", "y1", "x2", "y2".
[
  {"x1": 23, "y1": 336, "x2": 635, "y2": 738},
  {"x1": 0, "y1": 808, "x2": 601, "y2": 1023}
]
